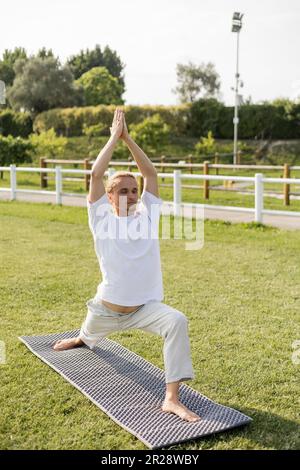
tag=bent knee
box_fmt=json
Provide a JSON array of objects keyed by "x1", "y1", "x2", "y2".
[{"x1": 169, "y1": 310, "x2": 188, "y2": 327}]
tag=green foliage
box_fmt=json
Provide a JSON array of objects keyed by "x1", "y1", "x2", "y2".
[
  {"x1": 0, "y1": 47, "x2": 28, "y2": 87},
  {"x1": 0, "y1": 135, "x2": 33, "y2": 166},
  {"x1": 33, "y1": 104, "x2": 191, "y2": 137},
  {"x1": 195, "y1": 131, "x2": 254, "y2": 157},
  {"x1": 76, "y1": 67, "x2": 124, "y2": 106},
  {"x1": 189, "y1": 98, "x2": 223, "y2": 136},
  {"x1": 67, "y1": 44, "x2": 125, "y2": 88},
  {"x1": 33, "y1": 101, "x2": 300, "y2": 140},
  {"x1": 190, "y1": 99, "x2": 300, "y2": 139},
  {"x1": 7, "y1": 56, "x2": 83, "y2": 115},
  {"x1": 129, "y1": 114, "x2": 171, "y2": 155},
  {"x1": 173, "y1": 61, "x2": 221, "y2": 103},
  {"x1": 0, "y1": 109, "x2": 32, "y2": 137},
  {"x1": 28, "y1": 128, "x2": 67, "y2": 158},
  {"x1": 82, "y1": 122, "x2": 107, "y2": 138},
  {"x1": 194, "y1": 131, "x2": 215, "y2": 155},
  {"x1": 36, "y1": 47, "x2": 55, "y2": 60}
]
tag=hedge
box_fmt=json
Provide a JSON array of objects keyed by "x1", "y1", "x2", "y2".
[
  {"x1": 33, "y1": 104, "x2": 191, "y2": 137},
  {"x1": 0, "y1": 135, "x2": 33, "y2": 166},
  {"x1": 0, "y1": 109, "x2": 33, "y2": 137},
  {"x1": 33, "y1": 101, "x2": 300, "y2": 139}
]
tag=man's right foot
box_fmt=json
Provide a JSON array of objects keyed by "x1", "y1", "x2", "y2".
[
  {"x1": 161, "y1": 399, "x2": 201, "y2": 422},
  {"x1": 53, "y1": 337, "x2": 84, "y2": 351}
]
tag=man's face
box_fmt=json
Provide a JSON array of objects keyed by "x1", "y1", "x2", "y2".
[{"x1": 108, "y1": 177, "x2": 139, "y2": 216}]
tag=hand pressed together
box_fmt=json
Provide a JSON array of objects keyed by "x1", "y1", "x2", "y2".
[
  {"x1": 109, "y1": 108, "x2": 123, "y2": 139},
  {"x1": 110, "y1": 108, "x2": 130, "y2": 141}
]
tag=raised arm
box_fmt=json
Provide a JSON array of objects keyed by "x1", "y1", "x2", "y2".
[
  {"x1": 120, "y1": 113, "x2": 159, "y2": 198},
  {"x1": 88, "y1": 109, "x2": 123, "y2": 203}
]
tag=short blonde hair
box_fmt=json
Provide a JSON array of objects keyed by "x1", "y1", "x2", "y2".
[{"x1": 106, "y1": 171, "x2": 138, "y2": 194}]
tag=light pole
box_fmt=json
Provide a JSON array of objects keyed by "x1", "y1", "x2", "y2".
[{"x1": 231, "y1": 12, "x2": 244, "y2": 165}]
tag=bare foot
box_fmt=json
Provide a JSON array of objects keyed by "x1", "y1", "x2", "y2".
[
  {"x1": 53, "y1": 337, "x2": 84, "y2": 351},
  {"x1": 161, "y1": 399, "x2": 201, "y2": 422}
]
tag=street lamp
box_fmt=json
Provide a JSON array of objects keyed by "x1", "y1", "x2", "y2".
[{"x1": 231, "y1": 12, "x2": 244, "y2": 165}]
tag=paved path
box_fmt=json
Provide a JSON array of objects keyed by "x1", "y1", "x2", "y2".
[
  {"x1": 0, "y1": 190, "x2": 299, "y2": 231},
  {"x1": 213, "y1": 181, "x2": 300, "y2": 201}
]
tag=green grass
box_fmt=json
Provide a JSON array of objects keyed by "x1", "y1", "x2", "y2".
[{"x1": 0, "y1": 200, "x2": 299, "y2": 450}]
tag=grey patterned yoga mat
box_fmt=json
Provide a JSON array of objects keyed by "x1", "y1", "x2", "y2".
[{"x1": 19, "y1": 330, "x2": 252, "y2": 449}]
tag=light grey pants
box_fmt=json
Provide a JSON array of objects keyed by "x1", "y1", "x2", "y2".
[{"x1": 79, "y1": 298, "x2": 195, "y2": 384}]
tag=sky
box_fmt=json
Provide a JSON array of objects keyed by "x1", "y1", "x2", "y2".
[{"x1": 1, "y1": 0, "x2": 300, "y2": 106}]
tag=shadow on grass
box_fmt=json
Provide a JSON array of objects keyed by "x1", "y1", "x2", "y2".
[{"x1": 171, "y1": 405, "x2": 299, "y2": 450}]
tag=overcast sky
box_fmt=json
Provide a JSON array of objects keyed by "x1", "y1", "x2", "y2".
[{"x1": 1, "y1": 0, "x2": 300, "y2": 106}]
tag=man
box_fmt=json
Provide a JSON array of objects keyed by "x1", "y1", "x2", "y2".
[{"x1": 53, "y1": 109, "x2": 200, "y2": 422}]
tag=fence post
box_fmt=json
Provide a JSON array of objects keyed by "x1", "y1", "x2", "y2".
[
  {"x1": 254, "y1": 173, "x2": 263, "y2": 223},
  {"x1": 40, "y1": 157, "x2": 47, "y2": 188},
  {"x1": 84, "y1": 158, "x2": 91, "y2": 191},
  {"x1": 173, "y1": 170, "x2": 181, "y2": 217},
  {"x1": 214, "y1": 152, "x2": 219, "y2": 175},
  {"x1": 55, "y1": 165, "x2": 62, "y2": 205},
  {"x1": 128, "y1": 156, "x2": 132, "y2": 171},
  {"x1": 10, "y1": 164, "x2": 16, "y2": 200},
  {"x1": 161, "y1": 155, "x2": 165, "y2": 182},
  {"x1": 188, "y1": 154, "x2": 193, "y2": 174},
  {"x1": 203, "y1": 161, "x2": 210, "y2": 200},
  {"x1": 283, "y1": 163, "x2": 290, "y2": 206},
  {"x1": 237, "y1": 151, "x2": 241, "y2": 165}
]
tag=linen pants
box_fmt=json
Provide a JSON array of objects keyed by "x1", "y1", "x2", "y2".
[{"x1": 79, "y1": 298, "x2": 195, "y2": 384}]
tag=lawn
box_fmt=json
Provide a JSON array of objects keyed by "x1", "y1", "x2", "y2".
[{"x1": 0, "y1": 200, "x2": 299, "y2": 450}]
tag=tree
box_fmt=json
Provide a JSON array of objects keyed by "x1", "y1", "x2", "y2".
[
  {"x1": 0, "y1": 47, "x2": 28, "y2": 88},
  {"x1": 172, "y1": 61, "x2": 221, "y2": 103},
  {"x1": 67, "y1": 44, "x2": 125, "y2": 92},
  {"x1": 36, "y1": 47, "x2": 55, "y2": 59},
  {"x1": 75, "y1": 66, "x2": 124, "y2": 106},
  {"x1": 7, "y1": 56, "x2": 83, "y2": 115}
]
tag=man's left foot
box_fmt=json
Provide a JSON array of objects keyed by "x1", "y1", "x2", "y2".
[{"x1": 161, "y1": 399, "x2": 201, "y2": 422}]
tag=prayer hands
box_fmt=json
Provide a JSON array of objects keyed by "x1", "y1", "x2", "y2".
[{"x1": 110, "y1": 108, "x2": 123, "y2": 139}]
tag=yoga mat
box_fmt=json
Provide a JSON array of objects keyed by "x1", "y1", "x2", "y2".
[{"x1": 19, "y1": 330, "x2": 252, "y2": 449}]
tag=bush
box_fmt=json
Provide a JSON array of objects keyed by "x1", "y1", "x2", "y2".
[
  {"x1": 194, "y1": 131, "x2": 254, "y2": 159},
  {"x1": 190, "y1": 99, "x2": 300, "y2": 139},
  {"x1": 82, "y1": 122, "x2": 107, "y2": 138},
  {"x1": 218, "y1": 104, "x2": 300, "y2": 139},
  {"x1": 194, "y1": 131, "x2": 215, "y2": 155},
  {"x1": 0, "y1": 109, "x2": 33, "y2": 137},
  {"x1": 129, "y1": 114, "x2": 171, "y2": 156},
  {"x1": 28, "y1": 128, "x2": 67, "y2": 158},
  {"x1": 0, "y1": 135, "x2": 33, "y2": 166},
  {"x1": 189, "y1": 98, "x2": 223, "y2": 137}
]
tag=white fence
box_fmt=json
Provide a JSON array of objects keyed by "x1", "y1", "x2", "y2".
[{"x1": 0, "y1": 164, "x2": 300, "y2": 223}]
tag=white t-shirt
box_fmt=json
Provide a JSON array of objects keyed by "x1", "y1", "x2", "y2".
[{"x1": 87, "y1": 190, "x2": 164, "y2": 306}]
